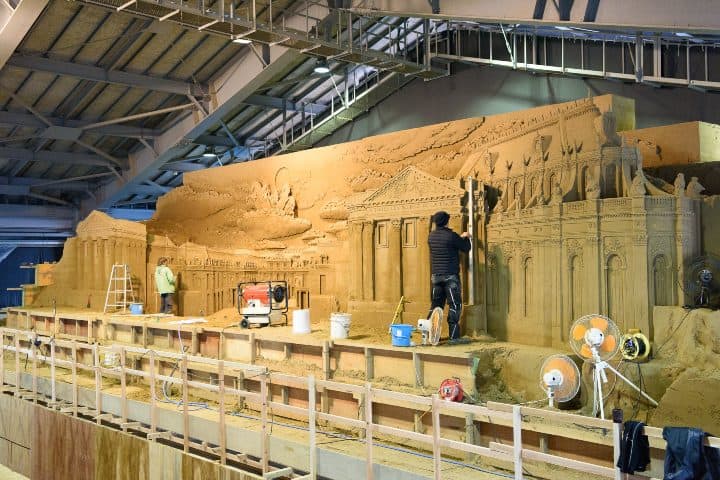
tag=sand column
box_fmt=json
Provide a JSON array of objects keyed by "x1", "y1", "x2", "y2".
[
  {"x1": 389, "y1": 219, "x2": 402, "y2": 301},
  {"x1": 348, "y1": 222, "x2": 363, "y2": 301},
  {"x1": 417, "y1": 216, "x2": 431, "y2": 302},
  {"x1": 361, "y1": 221, "x2": 374, "y2": 301}
]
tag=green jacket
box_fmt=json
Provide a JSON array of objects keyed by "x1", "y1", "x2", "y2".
[{"x1": 155, "y1": 265, "x2": 175, "y2": 294}]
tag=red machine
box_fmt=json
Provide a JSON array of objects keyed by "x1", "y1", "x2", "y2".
[
  {"x1": 237, "y1": 281, "x2": 288, "y2": 328},
  {"x1": 438, "y1": 377, "x2": 464, "y2": 402}
]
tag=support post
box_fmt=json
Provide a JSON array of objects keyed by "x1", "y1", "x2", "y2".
[
  {"x1": 322, "y1": 341, "x2": 330, "y2": 379},
  {"x1": 308, "y1": 375, "x2": 317, "y2": 480},
  {"x1": 219, "y1": 360, "x2": 227, "y2": 465},
  {"x1": 249, "y1": 333, "x2": 256, "y2": 364},
  {"x1": 431, "y1": 395, "x2": 441, "y2": 480},
  {"x1": 149, "y1": 350, "x2": 156, "y2": 433},
  {"x1": 236, "y1": 371, "x2": 246, "y2": 410},
  {"x1": 31, "y1": 338, "x2": 37, "y2": 401},
  {"x1": 182, "y1": 355, "x2": 189, "y2": 453},
  {"x1": 0, "y1": 331, "x2": 4, "y2": 387},
  {"x1": 71, "y1": 340, "x2": 78, "y2": 416},
  {"x1": 364, "y1": 347, "x2": 374, "y2": 380},
  {"x1": 120, "y1": 347, "x2": 127, "y2": 422},
  {"x1": 365, "y1": 382, "x2": 374, "y2": 480},
  {"x1": 191, "y1": 329, "x2": 199, "y2": 355},
  {"x1": 465, "y1": 413, "x2": 476, "y2": 461},
  {"x1": 94, "y1": 344, "x2": 102, "y2": 420},
  {"x1": 513, "y1": 405, "x2": 522, "y2": 480},
  {"x1": 413, "y1": 351, "x2": 423, "y2": 387},
  {"x1": 50, "y1": 339, "x2": 56, "y2": 403},
  {"x1": 261, "y1": 374, "x2": 269, "y2": 473},
  {"x1": 613, "y1": 409, "x2": 623, "y2": 480},
  {"x1": 14, "y1": 335, "x2": 19, "y2": 393}
]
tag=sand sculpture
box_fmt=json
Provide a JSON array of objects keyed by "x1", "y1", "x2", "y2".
[{"x1": 30, "y1": 94, "x2": 717, "y2": 349}]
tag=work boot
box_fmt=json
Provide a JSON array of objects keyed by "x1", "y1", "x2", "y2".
[{"x1": 447, "y1": 337, "x2": 471, "y2": 346}]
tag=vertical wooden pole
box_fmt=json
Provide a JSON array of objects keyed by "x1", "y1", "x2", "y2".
[
  {"x1": 50, "y1": 339, "x2": 56, "y2": 403},
  {"x1": 308, "y1": 375, "x2": 317, "y2": 480},
  {"x1": 364, "y1": 347, "x2": 373, "y2": 380},
  {"x1": 512, "y1": 405, "x2": 522, "y2": 480},
  {"x1": 613, "y1": 410, "x2": 623, "y2": 480},
  {"x1": 31, "y1": 337, "x2": 37, "y2": 401},
  {"x1": 182, "y1": 355, "x2": 189, "y2": 453},
  {"x1": 120, "y1": 348, "x2": 127, "y2": 422},
  {"x1": 71, "y1": 341, "x2": 78, "y2": 416},
  {"x1": 431, "y1": 395, "x2": 442, "y2": 480},
  {"x1": 365, "y1": 382, "x2": 374, "y2": 480},
  {"x1": 249, "y1": 333, "x2": 256, "y2": 364},
  {"x1": 14, "y1": 335, "x2": 20, "y2": 393},
  {"x1": 260, "y1": 374, "x2": 269, "y2": 473},
  {"x1": 218, "y1": 360, "x2": 227, "y2": 465},
  {"x1": 322, "y1": 341, "x2": 330, "y2": 380},
  {"x1": 94, "y1": 345, "x2": 102, "y2": 420},
  {"x1": 413, "y1": 352, "x2": 423, "y2": 387},
  {"x1": 0, "y1": 331, "x2": 5, "y2": 388},
  {"x1": 465, "y1": 413, "x2": 476, "y2": 461},
  {"x1": 149, "y1": 350, "x2": 157, "y2": 434}
]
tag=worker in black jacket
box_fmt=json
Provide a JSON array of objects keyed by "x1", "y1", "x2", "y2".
[{"x1": 427, "y1": 211, "x2": 471, "y2": 344}]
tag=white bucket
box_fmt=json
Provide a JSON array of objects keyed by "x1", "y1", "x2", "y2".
[
  {"x1": 292, "y1": 309, "x2": 311, "y2": 334},
  {"x1": 330, "y1": 312, "x2": 351, "y2": 340}
]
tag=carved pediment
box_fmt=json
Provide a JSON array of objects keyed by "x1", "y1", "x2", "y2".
[{"x1": 358, "y1": 166, "x2": 464, "y2": 207}]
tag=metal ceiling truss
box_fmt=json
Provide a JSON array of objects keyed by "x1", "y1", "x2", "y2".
[{"x1": 74, "y1": 0, "x2": 446, "y2": 80}]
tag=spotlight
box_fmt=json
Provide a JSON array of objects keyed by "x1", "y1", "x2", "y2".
[
  {"x1": 233, "y1": 37, "x2": 252, "y2": 45},
  {"x1": 202, "y1": 151, "x2": 216, "y2": 158},
  {"x1": 314, "y1": 59, "x2": 330, "y2": 74}
]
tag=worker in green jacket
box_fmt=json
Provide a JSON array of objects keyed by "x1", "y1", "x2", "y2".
[{"x1": 155, "y1": 257, "x2": 175, "y2": 314}]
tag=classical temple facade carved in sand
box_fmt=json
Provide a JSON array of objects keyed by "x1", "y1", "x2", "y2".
[{"x1": 29, "y1": 94, "x2": 716, "y2": 349}]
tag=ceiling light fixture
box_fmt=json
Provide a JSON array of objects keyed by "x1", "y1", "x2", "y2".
[
  {"x1": 202, "y1": 152, "x2": 216, "y2": 157},
  {"x1": 314, "y1": 58, "x2": 330, "y2": 74},
  {"x1": 233, "y1": 37, "x2": 252, "y2": 45}
]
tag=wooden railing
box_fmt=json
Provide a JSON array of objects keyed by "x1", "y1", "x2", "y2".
[{"x1": 2, "y1": 326, "x2": 718, "y2": 480}]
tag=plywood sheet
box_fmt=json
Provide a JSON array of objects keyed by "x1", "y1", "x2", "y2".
[
  {"x1": 148, "y1": 442, "x2": 182, "y2": 479},
  {"x1": 181, "y1": 452, "x2": 220, "y2": 480},
  {"x1": 0, "y1": 395, "x2": 32, "y2": 447},
  {"x1": 31, "y1": 406, "x2": 95, "y2": 480},
  {"x1": 95, "y1": 427, "x2": 149, "y2": 480}
]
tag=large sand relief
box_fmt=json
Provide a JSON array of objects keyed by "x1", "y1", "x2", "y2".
[{"x1": 26, "y1": 94, "x2": 720, "y2": 432}]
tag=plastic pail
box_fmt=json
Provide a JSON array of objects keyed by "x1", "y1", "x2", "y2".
[
  {"x1": 292, "y1": 309, "x2": 311, "y2": 334},
  {"x1": 330, "y1": 313, "x2": 351, "y2": 340},
  {"x1": 129, "y1": 303, "x2": 143, "y2": 315},
  {"x1": 390, "y1": 324, "x2": 414, "y2": 347}
]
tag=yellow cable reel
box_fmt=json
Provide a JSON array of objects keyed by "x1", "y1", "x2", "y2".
[{"x1": 620, "y1": 329, "x2": 651, "y2": 362}]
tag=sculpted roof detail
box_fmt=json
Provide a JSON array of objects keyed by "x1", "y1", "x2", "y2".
[{"x1": 357, "y1": 166, "x2": 464, "y2": 206}]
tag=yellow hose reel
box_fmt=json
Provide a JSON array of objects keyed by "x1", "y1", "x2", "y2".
[{"x1": 620, "y1": 329, "x2": 651, "y2": 362}]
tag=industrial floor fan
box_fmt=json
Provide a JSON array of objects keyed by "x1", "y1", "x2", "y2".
[
  {"x1": 540, "y1": 355, "x2": 580, "y2": 407},
  {"x1": 417, "y1": 307, "x2": 442, "y2": 346},
  {"x1": 569, "y1": 314, "x2": 658, "y2": 418}
]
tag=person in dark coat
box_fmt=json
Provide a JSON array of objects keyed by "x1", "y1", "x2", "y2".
[{"x1": 427, "y1": 211, "x2": 471, "y2": 344}]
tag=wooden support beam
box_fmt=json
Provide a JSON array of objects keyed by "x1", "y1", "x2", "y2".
[
  {"x1": 71, "y1": 340, "x2": 78, "y2": 416},
  {"x1": 364, "y1": 347, "x2": 374, "y2": 380},
  {"x1": 431, "y1": 395, "x2": 441, "y2": 480},
  {"x1": 413, "y1": 351, "x2": 423, "y2": 388},
  {"x1": 182, "y1": 355, "x2": 189, "y2": 453},
  {"x1": 308, "y1": 375, "x2": 317, "y2": 480},
  {"x1": 513, "y1": 405, "x2": 522, "y2": 480},
  {"x1": 365, "y1": 382, "x2": 374, "y2": 480},
  {"x1": 322, "y1": 341, "x2": 330, "y2": 380},
  {"x1": 149, "y1": 350, "x2": 157, "y2": 433},
  {"x1": 218, "y1": 360, "x2": 227, "y2": 465},
  {"x1": 94, "y1": 345, "x2": 102, "y2": 423},
  {"x1": 120, "y1": 348, "x2": 127, "y2": 422},
  {"x1": 191, "y1": 329, "x2": 199, "y2": 355},
  {"x1": 260, "y1": 374, "x2": 269, "y2": 473},
  {"x1": 249, "y1": 333, "x2": 256, "y2": 364}
]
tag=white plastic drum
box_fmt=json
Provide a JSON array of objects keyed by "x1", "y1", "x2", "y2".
[
  {"x1": 330, "y1": 313, "x2": 351, "y2": 340},
  {"x1": 292, "y1": 309, "x2": 311, "y2": 334}
]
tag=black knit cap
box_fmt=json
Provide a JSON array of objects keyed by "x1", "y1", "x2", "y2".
[{"x1": 432, "y1": 211, "x2": 450, "y2": 227}]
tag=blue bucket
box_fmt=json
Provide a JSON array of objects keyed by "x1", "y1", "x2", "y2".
[
  {"x1": 129, "y1": 303, "x2": 144, "y2": 315},
  {"x1": 390, "y1": 324, "x2": 414, "y2": 347}
]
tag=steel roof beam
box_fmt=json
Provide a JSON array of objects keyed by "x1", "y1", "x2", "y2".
[
  {"x1": 6, "y1": 54, "x2": 208, "y2": 96},
  {"x1": 83, "y1": 46, "x2": 302, "y2": 211},
  {"x1": 0, "y1": 0, "x2": 50, "y2": 70},
  {"x1": 243, "y1": 94, "x2": 327, "y2": 113},
  {"x1": 0, "y1": 146, "x2": 126, "y2": 169},
  {"x1": 346, "y1": 0, "x2": 720, "y2": 34},
  {"x1": 0, "y1": 175, "x2": 90, "y2": 191},
  {"x1": 159, "y1": 162, "x2": 206, "y2": 172},
  {"x1": 0, "y1": 111, "x2": 161, "y2": 138}
]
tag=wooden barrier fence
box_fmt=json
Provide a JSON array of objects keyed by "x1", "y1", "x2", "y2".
[{"x1": 1, "y1": 326, "x2": 719, "y2": 480}]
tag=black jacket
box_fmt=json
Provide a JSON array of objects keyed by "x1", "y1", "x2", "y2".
[
  {"x1": 428, "y1": 226, "x2": 471, "y2": 276},
  {"x1": 617, "y1": 421, "x2": 650, "y2": 474}
]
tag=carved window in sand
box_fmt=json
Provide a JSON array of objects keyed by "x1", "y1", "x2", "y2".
[
  {"x1": 376, "y1": 221, "x2": 388, "y2": 248},
  {"x1": 402, "y1": 219, "x2": 417, "y2": 248},
  {"x1": 523, "y1": 257, "x2": 534, "y2": 316},
  {"x1": 505, "y1": 256, "x2": 513, "y2": 310},
  {"x1": 569, "y1": 255, "x2": 583, "y2": 320},
  {"x1": 487, "y1": 255, "x2": 498, "y2": 307},
  {"x1": 653, "y1": 254, "x2": 673, "y2": 306},
  {"x1": 606, "y1": 254, "x2": 625, "y2": 323}
]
